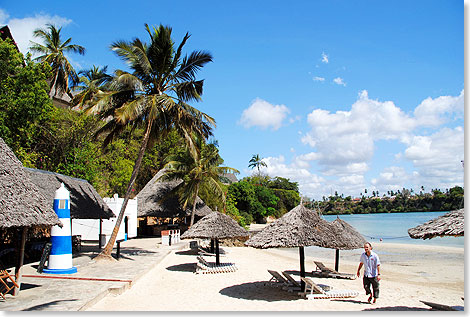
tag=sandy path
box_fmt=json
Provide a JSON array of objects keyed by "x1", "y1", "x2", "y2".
[{"x1": 87, "y1": 242, "x2": 464, "y2": 311}]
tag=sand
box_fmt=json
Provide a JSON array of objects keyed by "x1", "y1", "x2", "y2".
[{"x1": 87, "y1": 242, "x2": 464, "y2": 311}]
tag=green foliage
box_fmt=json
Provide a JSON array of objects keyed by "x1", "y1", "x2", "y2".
[{"x1": 0, "y1": 39, "x2": 54, "y2": 156}]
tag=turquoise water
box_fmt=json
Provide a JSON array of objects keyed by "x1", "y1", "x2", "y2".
[{"x1": 321, "y1": 211, "x2": 464, "y2": 248}]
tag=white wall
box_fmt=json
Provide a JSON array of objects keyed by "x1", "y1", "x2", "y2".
[{"x1": 72, "y1": 194, "x2": 137, "y2": 245}]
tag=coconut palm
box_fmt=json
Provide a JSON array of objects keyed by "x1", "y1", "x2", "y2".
[
  {"x1": 160, "y1": 137, "x2": 239, "y2": 226},
  {"x1": 72, "y1": 65, "x2": 112, "y2": 110},
  {"x1": 248, "y1": 154, "x2": 267, "y2": 174},
  {"x1": 29, "y1": 24, "x2": 85, "y2": 100},
  {"x1": 86, "y1": 24, "x2": 215, "y2": 259}
]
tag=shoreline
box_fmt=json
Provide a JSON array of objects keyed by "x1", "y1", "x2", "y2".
[{"x1": 87, "y1": 241, "x2": 464, "y2": 311}]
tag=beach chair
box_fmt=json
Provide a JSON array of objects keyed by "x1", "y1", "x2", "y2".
[
  {"x1": 281, "y1": 271, "x2": 302, "y2": 291},
  {"x1": 266, "y1": 270, "x2": 289, "y2": 288},
  {"x1": 312, "y1": 261, "x2": 356, "y2": 280},
  {"x1": 0, "y1": 269, "x2": 19, "y2": 299},
  {"x1": 198, "y1": 246, "x2": 226, "y2": 257},
  {"x1": 195, "y1": 256, "x2": 237, "y2": 274},
  {"x1": 300, "y1": 277, "x2": 359, "y2": 300}
]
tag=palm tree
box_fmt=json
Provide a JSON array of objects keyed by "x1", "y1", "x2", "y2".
[
  {"x1": 86, "y1": 24, "x2": 215, "y2": 259},
  {"x1": 248, "y1": 154, "x2": 267, "y2": 174},
  {"x1": 29, "y1": 24, "x2": 85, "y2": 100},
  {"x1": 72, "y1": 65, "x2": 112, "y2": 110},
  {"x1": 160, "y1": 136, "x2": 239, "y2": 226}
]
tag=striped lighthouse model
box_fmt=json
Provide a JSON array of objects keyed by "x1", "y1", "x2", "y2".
[{"x1": 43, "y1": 183, "x2": 77, "y2": 274}]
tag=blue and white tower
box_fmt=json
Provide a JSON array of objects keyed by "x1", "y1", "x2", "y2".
[{"x1": 43, "y1": 183, "x2": 77, "y2": 274}]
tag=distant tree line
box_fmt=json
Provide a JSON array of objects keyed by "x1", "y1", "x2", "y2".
[{"x1": 304, "y1": 186, "x2": 464, "y2": 215}]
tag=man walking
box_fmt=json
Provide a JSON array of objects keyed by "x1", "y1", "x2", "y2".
[{"x1": 357, "y1": 242, "x2": 381, "y2": 304}]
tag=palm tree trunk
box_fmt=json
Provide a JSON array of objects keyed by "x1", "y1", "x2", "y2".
[
  {"x1": 189, "y1": 183, "x2": 200, "y2": 227},
  {"x1": 96, "y1": 118, "x2": 154, "y2": 259}
]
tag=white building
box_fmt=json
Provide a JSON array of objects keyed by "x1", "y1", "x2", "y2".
[{"x1": 72, "y1": 194, "x2": 137, "y2": 245}]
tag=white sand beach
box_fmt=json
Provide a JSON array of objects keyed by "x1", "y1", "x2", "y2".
[{"x1": 87, "y1": 241, "x2": 464, "y2": 311}]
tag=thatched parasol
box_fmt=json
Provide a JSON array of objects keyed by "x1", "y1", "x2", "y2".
[
  {"x1": 245, "y1": 204, "x2": 338, "y2": 291},
  {"x1": 0, "y1": 138, "x2": 61, "y2": 229},
  {"x1": 330, "y1": 217, "x2": 367, "y2": 271},
  {"x1": 0, "y1": 137, "x2": 61, "y2": 295},
  {"x1": 181, "y1": 211, "x2": 249, "y2": 265},
  {"x1": 26, "y1": 168, "x2": 114, "y2": 219},
  {"x1": 136, "y1": 169, "x2": 212, "y2": 219},
  {"x1": 408, "y1": 209, "x2": 464, "y2": 239}
]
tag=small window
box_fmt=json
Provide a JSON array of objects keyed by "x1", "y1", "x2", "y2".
[{"x1": 59, "y1": 200, "x2": 66, "y2": 209}]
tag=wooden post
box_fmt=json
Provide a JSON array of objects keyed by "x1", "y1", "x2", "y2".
[
  {"x1": 299, "y1": 246, "x2": 305, "y2": 292},
  {"x1": 215, "y1": 239, "x2": 220, "y2": 266},
  {"x1": 99, "y1": 218, "x2": 103, "y2": 249},
  {"x1": 210, "y1": 239, "x2": 215, "y2": 253},
  {"x1": 335, "y1": 249, "x2": 340, "y2": 272},
  {"x1": 14, "y1": 227, "x2": 27, "y2": 296}
]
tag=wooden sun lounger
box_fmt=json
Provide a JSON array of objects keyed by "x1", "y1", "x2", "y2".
[
  {"x1": 312, "y1": 261, "x2": 356, "y2": 280},
  {"x1": 0, "y1": 269, "x2": 19, "y2": 299},
  {"x1": 266, "y1": 270, "x2": 289, "y2": 287},
  {"x1": 195, "y1": 256, "x2": 237, "y2": 274},
  {"x1": 301, "y1": 277, "x2": 359, "y2": 300}
]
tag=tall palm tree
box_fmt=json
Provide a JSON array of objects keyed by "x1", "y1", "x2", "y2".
[
  {"x1": 160, "y1": 136, "x2": 239, "y2": 226},
  {"x1": 248, "y1": 154, "x2": 267, "y2": 174},
  {"x1": 86, "y1": 24, "x2": 215, "y2": 259},
  {"x1": 29, "y1": 24, "x2": 85, "y2": 100},
  {"x1": 72, "y1": 65, "x2": 112, "y2": 110}
]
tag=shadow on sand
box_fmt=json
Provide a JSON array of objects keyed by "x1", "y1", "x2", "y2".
[
  {"x1": 363, "y1": 306, "x2": 429, "y2": 311},
  {"x1": 165, "y1": 263, "x2": 196, "y2": 273},
  {"x1": 175, "y1": 249, "x2": 199, "y2": 256},
  {"x1": 219, "y1": 281, "x2": 300, "y2": 302}
]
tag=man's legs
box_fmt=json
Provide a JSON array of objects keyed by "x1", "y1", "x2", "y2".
[
  {"x1": 371, "y1": 277, "x2": 380, "y2": 303},
  {"x1": 362, "y1": 277, "x2": 372, "y2": 302}
]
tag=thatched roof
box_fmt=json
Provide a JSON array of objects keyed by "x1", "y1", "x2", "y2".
[
  {"x1": 220, "y1": 173, "x2": 238, "y2": 185},
  {"x1": 25, "y1": 168, "x2": 114, "y2": 219},
  {"x1": 245, "y1": 204, "x2": 339, "y2": 249},
  {"x1": 408, "y1": 209, "x2": 464, "y2": 239},
  {"x1": 0, "y1": 138, "x2": 61, "y2": 228},
  {"x1": 330, "y1": 217, "x2": 367, "y2": 250},
  {"x1": 136, "y1": 169, "x2": 212, "y2": 218},
  {"x1": 181, "y1": 211, "x2": 249, "y2": 240}
]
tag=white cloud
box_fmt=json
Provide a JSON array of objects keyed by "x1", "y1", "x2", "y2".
[
  {"x1": 239, "y1": 98, "x2": 290, "y2": 130},
  {"x1": 321, "y1": 52, "x2": 329, "y2": 63},
  {"x1": 2, "y1": 10, "x2": 72, "y2": 55},
  {"x1": 404, "y1": 126, "x2": 464, "y2": 188},
  {"x1": 414, "y1": 89, "x2": 464, "y2": 127},
  {"x1": 371, "y1": 166, "x2": 411, "y2": 191},
  {"x1": 333, "y1": 77, "x2": 346, "y2": 86},
  {"x1": 313, "y1": 76, "x2": 325, "y2": 82}
]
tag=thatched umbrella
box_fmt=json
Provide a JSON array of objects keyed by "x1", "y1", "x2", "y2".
[
  {"x1": 0, "y1": 137, "x2": 61, "y2": 295},
  {"x1": 408, "y1": 209, "x2": 464, "y2": 239},
  {"x1": 181, "y1": 211, "x2": 249, "y2": 265},
  {"x1": 245, "y1": 204, "x2": 338, "y2": 291},
  {"x1": 137, "y1": 169, "x2": 212, "y2": 219},
  {"x1": 330, "y1": 217, "x2": 367, "y2": 271},
  {"x1": 26, "y1": 168, "x2": 114, "y2": 220}
]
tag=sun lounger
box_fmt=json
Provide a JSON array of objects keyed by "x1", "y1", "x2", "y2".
[
  {"x1": 265, "y1": 270, "x2": 300, "y2": 292},
  {"x1": 0, "y1": 269, "x2": 19, "y2": 299},
  {"x1": 195, "y1": 256, "x2": 237, "y2": 274},
  {"x1": 301, "y1": 277, "x2": 359, "y2": 300},
  {"x1": 282, "y1": 271, "x2": 302, "y2": 289},
  {"x1": 312, "y1": 261, "x2": 356, "y2": 280}
]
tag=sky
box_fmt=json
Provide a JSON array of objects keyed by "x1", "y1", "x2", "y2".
[{"x1": 0, "y1": 0, "x2": 465, "y2": 200}]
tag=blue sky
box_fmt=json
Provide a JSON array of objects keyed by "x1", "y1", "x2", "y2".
[{"x1": 1, "y1": 0, "x2": 465, "y2": 200}]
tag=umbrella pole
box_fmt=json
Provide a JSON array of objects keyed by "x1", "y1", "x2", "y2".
[
  {"x1": 215, "y1": 239, "x2": 220, "y2": 266},
  {"x1": 210, "y1": 239, "x2": 215, "y2": 253},
  {"x1": 335, "y1": 249, "x2": 340, "y2": 272},
  {"x1": 299, "y1": 246, "x2": 305, "y2": 292}
]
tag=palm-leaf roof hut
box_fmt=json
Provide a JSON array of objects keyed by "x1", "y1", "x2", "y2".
[
  {"x1": 245, "y1": 204, "x2": 339, "y2": 291},
  {"x1": 408, "y1": 209, "x2": 464, "y2": 239},
  {"x1": 330, "y1": 217, "x2": 367, "y2": 271},
  {"x1": 25, "y1": 168, "x2": 114, "y2": 220},
  {"x1": 181, "y1": 211, "x2": 249, "y2": 265},
  {"x1": 136, "y1": 169, "x2": 212, "y2": 220},
  {"x1": 0, "y1": 138, "x2": 61, "y2": 295}
]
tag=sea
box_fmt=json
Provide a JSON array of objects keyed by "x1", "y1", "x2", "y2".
[{"x1": 321, "y1": 211, "x2": 464, "y2": 249}]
